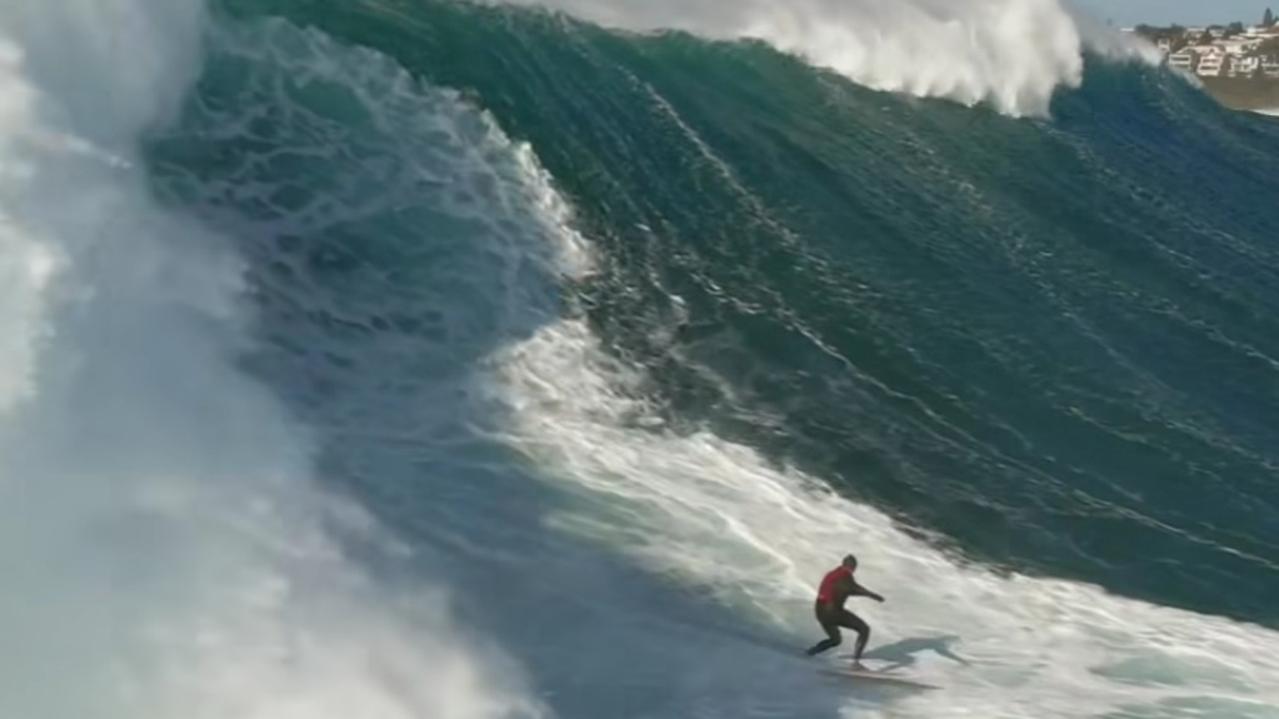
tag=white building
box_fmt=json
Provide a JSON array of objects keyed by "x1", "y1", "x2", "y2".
[
  {"x1": 1263, "y1": 56, "x2": 1279, "y2": 77},
  {"x1": 1232, "y1": 56, "x2": 1261, "y2": 76},
  {"x1": 1219, "y1": 38, "x2": 1262, "y2": 54},
  {"x1": 1168, "y1": 50, "x2": 1198, "y2": 71},
  {"x1": 1197, "y1": 50, "x2": 1226, "y2": 76}
]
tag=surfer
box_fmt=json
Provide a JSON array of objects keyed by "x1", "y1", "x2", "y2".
[{"x1": 805, "y1": 554, "x2": 884, "y2": 666}]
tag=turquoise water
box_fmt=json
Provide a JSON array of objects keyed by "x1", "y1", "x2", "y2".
[
  {"x1": 194, "y1": 0, "x2": 1279, "y2": 624},
  {"x1": 6, "y1": 1, "x2": 1277, "y2": 717}
]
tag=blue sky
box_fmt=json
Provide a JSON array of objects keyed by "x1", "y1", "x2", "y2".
[{"x1": 1073, "y1": 0, "x2": 1275, "y2": 27}]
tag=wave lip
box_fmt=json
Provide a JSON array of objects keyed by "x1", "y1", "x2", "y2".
[{"x1": 491, "y1": 0, "x2": 1154, "y2": 116}]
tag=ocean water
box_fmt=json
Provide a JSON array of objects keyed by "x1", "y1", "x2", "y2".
[{"x1": 3, "y1": 1, "x2": 1279, "y2": 718}]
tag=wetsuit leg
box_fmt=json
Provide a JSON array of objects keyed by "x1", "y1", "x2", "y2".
[
  {"x1": 805, "y1": 608, "x2": 842, "y2": 656},
  {"x1": 838, "y1": 610, "x2": 871, "y2": 662}
]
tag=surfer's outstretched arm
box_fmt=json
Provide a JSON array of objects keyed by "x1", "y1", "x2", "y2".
[{"x1": 852, "y1": 581, "x2": 885, "y2": 602}]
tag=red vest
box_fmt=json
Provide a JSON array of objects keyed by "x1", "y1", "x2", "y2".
[{"x1": 816, "y1": 566, "x2": 853, "y2": 604}]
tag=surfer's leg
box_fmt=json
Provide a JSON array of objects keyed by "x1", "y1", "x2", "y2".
[
  {"x1": 805, "y1": 619, "x2": 842, "y2": 656},
  {"x1": 840, "y1": 611, "x2": 870, "y2": 665}
]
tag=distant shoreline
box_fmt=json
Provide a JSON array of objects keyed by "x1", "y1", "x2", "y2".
[
  {"x1": 1122, "y1": 19, "x2": 1279, "y2": 114},
  {"x1": 1198, "y1": 76, "x2": 1279, "y2": 112}
]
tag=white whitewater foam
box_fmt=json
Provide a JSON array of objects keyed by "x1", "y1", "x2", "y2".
[
  {"x1": 0, "y1": 3, "x2": 542, "y2": 718},
  {"x1": 492, "y1": 318, "x2": 1279, "y2": 718},
  {"x1": 493, "y1": 0, "x2": 1156, "y2": 116}
]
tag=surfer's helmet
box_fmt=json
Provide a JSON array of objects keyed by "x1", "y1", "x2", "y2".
[{"x1": 842, "y1": 554, "x2": 858, "y2": 569}]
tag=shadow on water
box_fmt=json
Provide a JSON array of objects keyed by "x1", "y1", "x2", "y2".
[{"x1": 862, "y1": 635, "x2": 970, "y2": 670}]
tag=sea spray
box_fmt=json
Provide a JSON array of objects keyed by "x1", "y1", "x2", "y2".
[{"x1": 0, "y1": 4, "x2": 542, "y2": 717}]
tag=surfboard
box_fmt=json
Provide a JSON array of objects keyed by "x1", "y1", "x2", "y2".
[{"x1": 819, "y1": 667, "x2": 941, "y2": 690}]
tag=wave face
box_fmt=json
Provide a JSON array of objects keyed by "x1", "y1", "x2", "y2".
[{"x1": 8, "y1": 0, "x2": 1279, "y2": 717}]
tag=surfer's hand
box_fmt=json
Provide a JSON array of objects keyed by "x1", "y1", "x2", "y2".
[{"x1": 873, "y1": 593, "x2": 885, "y2": 603}]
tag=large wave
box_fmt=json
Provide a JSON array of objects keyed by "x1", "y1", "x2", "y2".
[
  {"x1": 8, "y1": 0, "x2": 1279, "y2": 717},
  {"x1": 146, "y1": 7, "x2": 1279, "y2": 719}
]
